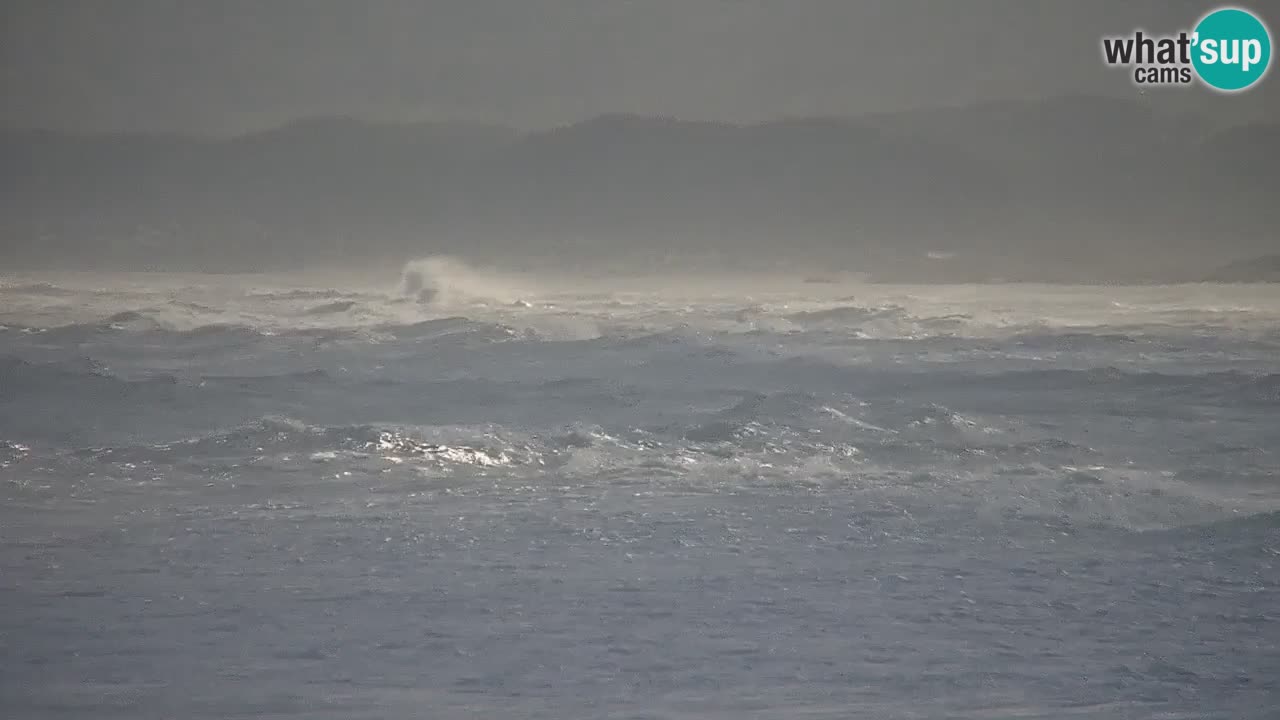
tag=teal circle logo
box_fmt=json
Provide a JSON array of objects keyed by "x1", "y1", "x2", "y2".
[{"x1": 1192, "y1": 7, "x2": 1272, "y2": 91}]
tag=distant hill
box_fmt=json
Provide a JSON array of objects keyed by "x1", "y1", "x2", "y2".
[
  {"x1": 1, "y1": 96, "x2": 1276, "y2": 281},
  {"x1": 1205, "y1": 255, "x2": 1280, "y2": 283}
]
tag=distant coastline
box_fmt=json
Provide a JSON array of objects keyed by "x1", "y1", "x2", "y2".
[{"x1": 2, "y1": 96, "x2": 1276, "y2": 284}]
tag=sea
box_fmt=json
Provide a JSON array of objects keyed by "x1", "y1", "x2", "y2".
[{"x1": 2, "y1": 258, "x2": 1278, "y2": 719}]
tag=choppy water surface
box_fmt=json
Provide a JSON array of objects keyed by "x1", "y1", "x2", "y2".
[{"x1": 2, "y1": 265, "x2": 1279, "y2": 719}]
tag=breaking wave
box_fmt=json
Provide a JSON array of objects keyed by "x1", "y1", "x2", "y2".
[
  {"x1": 0, "y1": 282, "x2": 78, "y2": 297},
  {"x1": 398, "y1": 255, "x2": 530, "y2": 306},
  {"x1": 303, "y1": 300, "x2": 359, "y2": 315},
  {"x1": 72, "y1": 417, "x2": 521, "y2": 471}
]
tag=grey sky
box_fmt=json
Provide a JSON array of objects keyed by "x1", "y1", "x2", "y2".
[{"x1": 3, "y1": 0, "x2": 1277, "y2": 134}]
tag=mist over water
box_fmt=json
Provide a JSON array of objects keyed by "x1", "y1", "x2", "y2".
[{"x1": 2, "y1": 262, "x2": 1278, "y2": 718}]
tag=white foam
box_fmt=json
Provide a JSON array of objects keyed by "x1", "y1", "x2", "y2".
[{"x1": 398, "y1": 256, "x2": 531, "y2": 307}]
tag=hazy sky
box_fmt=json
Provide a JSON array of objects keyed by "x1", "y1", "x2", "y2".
[{"x1": 3, "y1": 0, "x2": 1277, "y2": 134}]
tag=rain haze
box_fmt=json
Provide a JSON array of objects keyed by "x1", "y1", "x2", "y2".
[
  {"x1": 2, "y1": 2, "x2": 1279, "y2": 719},
  {"x1": 5, "y1": 0, "x2": 1280, "y2": 133}
]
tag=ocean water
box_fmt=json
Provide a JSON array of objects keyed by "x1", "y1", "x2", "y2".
[{"x1": 2, "y1": 261, "x2": 1279, "y2": 719}]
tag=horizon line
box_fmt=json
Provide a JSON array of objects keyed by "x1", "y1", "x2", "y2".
[{"x1": 0, "y1": 92, "x2": 1219, "y2": 142}]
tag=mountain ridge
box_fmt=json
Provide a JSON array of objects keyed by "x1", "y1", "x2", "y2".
[{"x1": 1, "y1": 96, "x2": 1275, "y2": 282}]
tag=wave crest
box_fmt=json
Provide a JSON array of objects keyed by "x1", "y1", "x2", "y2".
[{"x1": 398, "y1": 256, "x2": 528, "y2": 306}]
